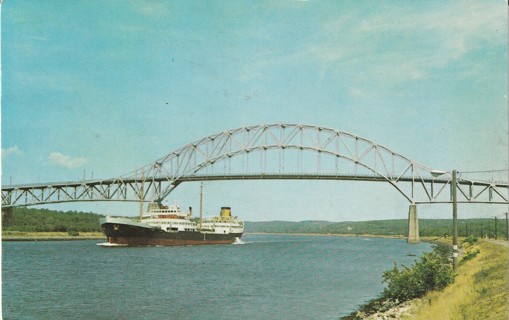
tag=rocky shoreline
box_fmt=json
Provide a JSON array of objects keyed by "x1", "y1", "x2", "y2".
[
  {"x1": 341, "y1": 297, "x2": 410, "y2": 319},
  {"x1": 341, "y1": 297, "x2": 418, "y2": 319}
]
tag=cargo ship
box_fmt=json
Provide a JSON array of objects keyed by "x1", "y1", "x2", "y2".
[{"x1": 99, "y1": 203, "x2": 244, "y2": 246}]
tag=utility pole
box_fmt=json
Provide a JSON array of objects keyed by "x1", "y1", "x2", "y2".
[
  {"x1": 505, "y1": 212, "x2": 508, "y2": 241},
  {"x1": 199, "y1": 182, "x2": 203, "y2": 231},
  {"x1": 452, "y1": 170, "x2": 458, "y2": 271},
  {"x1": 494, "y1": 217, "x2": 498, "y2": 240}
]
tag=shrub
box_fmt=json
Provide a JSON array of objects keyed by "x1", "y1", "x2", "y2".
[
  {"x1": 463, "y1": 235, "x2": 478, "y2": 245},
  {"x1": 381, "y1": 244, "x2": 454, "y2": 302},
  {"x1": 461, "y1": 249, "x2": 480, "y2": 263}
]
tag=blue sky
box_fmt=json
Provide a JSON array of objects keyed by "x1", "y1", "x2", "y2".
[{"x1": 2, "y1": 1, "x2": 508, "y2": 221}]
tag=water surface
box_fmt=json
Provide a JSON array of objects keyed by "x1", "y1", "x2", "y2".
[{"x1": 3, "y1": 234, "x2": 431, "y2": 319}]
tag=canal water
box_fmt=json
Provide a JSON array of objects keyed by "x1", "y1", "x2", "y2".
[{"x1": 2, "y1": 234, "x2": 431, "y2": 319}]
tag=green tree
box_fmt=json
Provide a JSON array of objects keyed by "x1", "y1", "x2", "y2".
[{"x1": 382, "y1": 244, "x2": 454, "y2": 301}]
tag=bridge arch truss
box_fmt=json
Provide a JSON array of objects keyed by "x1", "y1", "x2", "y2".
[{"x1": 2, "y1": 124, "x2": 508, "y2": 207}]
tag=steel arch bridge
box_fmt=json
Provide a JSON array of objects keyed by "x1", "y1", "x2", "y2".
[{"x1": 2, "y1": 124, "x2": 508, "y2": 208}]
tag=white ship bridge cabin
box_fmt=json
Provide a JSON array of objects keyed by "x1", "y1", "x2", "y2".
[{"x1": 142, "y1": 202, "x2": 244, "y2": 234}]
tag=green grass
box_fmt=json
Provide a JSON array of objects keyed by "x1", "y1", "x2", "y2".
[
  {"x1": 404, "y1": 240, "x2": 509, "y2": 319},
  {"x1": 2, "y1": 231, "x2": 104, "y2": 240}
]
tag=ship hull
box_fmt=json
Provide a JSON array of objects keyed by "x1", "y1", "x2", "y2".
[{"x1": 100, "y1": 221, "x2": 243, "y2": 246}]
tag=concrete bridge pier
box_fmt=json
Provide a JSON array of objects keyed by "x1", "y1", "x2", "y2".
[
  {"x1": 1, "y1": 206, "x2": 14, "y2": 227},
  {"x1": 407, "y1": 204, "x2": 420, "y2": 243}
]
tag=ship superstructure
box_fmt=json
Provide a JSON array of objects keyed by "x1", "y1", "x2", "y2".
[{"x1": 99, "y1": 203, "x2": 244, "y2": 246}]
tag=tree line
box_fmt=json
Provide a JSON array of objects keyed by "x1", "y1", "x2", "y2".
[
  {"x1": 2, "y1": 207, "x2": 104, "y2": 232},
  {"x1": 2, "y1": 207, "x2": 507, "y2": 238},
  {"x1": 246, "y1": 218, "x2": 508, "y2": 238}
]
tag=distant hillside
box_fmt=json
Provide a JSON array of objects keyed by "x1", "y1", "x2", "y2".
[
  {"x1": 2, "y1": 207, "x2": 104, "y2": 232},
  {"x1": 2, "y1": 207, "x2": 505, "y2": 238},
  {"x1": 243, "y1": 220, "x2": 332, "y2": 234},
  {"x1": 246, "y1": 218, "x2": 506, "y2": 238}
]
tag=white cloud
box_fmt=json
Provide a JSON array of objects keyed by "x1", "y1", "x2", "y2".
[
  {"x1": 2, "y1": 146, "x2": 23, "y2": 159},
  {"x1": 309, "y1": 1, "x2": 505, "y2": 84},
  {"x1": 48, "y1": 152, "x2": 87, "y2": 169},
  {"x1": 129, "y1": 1, "x2": 171, "y2": 17},
  {"x1": 230, "y1": 2, "x2": 505, "y2": 96}
]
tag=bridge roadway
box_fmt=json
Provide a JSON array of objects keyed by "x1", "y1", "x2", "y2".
[
  {"x1": 4, "y1": 173, "x2": 423, "y2": 189},
  {"x1": 2, "y1": 172, "x2": 507, "y2": 207},
  {"x1": 6, "y1": 172, "x2": 507, "y2": 188}
]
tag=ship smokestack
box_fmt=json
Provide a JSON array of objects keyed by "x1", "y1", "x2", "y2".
[
  {"x1": 189, "y1": 207, "x2": 192, "y2": 216},
  {"x1": 220, "y1": 207, "x2": 231, "y2": 218}
]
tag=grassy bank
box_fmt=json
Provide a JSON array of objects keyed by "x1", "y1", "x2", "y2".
[
  {"x1": 2, "y1": 231, "x2": 104, "y2": 241},
  {"x1": 342, "y1": 237, "x2": 509, "y2": 319},
  {"x1": 403, "y1": 239, "x2": 509, "y2": 319}
]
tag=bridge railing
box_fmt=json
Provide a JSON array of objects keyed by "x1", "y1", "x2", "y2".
[
  {"x1": 2, "y1": 171, "x2": 507, "y2": 208},
  {"x1": 4, "y1": 172, "x2": 506, "y2": 190}
]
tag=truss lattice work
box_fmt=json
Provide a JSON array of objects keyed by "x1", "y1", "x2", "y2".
[{"x1": 2, "y1": 124, "x2": 508, "y2": 207}]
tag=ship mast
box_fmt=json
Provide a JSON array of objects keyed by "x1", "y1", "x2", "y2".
[
  {"x1": 139, "y1": 174, "x2": 144, "y2": 222},
  {"x1": 199, "y1": 182, "x2": 203, "y2": 231}
]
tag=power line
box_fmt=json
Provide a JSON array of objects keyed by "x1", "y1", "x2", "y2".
[{"x1": 460, "y1": 169, "x2": 508, "y2": 174}]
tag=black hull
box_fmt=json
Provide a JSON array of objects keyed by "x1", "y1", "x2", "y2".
[{"x1": 101, "y1": 222, "x2": 243, "y2": 246}]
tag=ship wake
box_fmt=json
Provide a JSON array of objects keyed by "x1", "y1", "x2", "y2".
[
  {"x1": 96, "y1": 242, "x2": 128, "y2": 247},
  {"x1": 232, "y1": 237, "x2": 246, "y2": 245}
]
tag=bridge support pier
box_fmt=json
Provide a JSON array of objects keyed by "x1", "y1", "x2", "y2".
[
  {"x1": 1, "y1": 206, "x2": 14, "y2": 227},
  {"x1": 407, "y1": 204, "x2": 420, "y2": 244}
]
